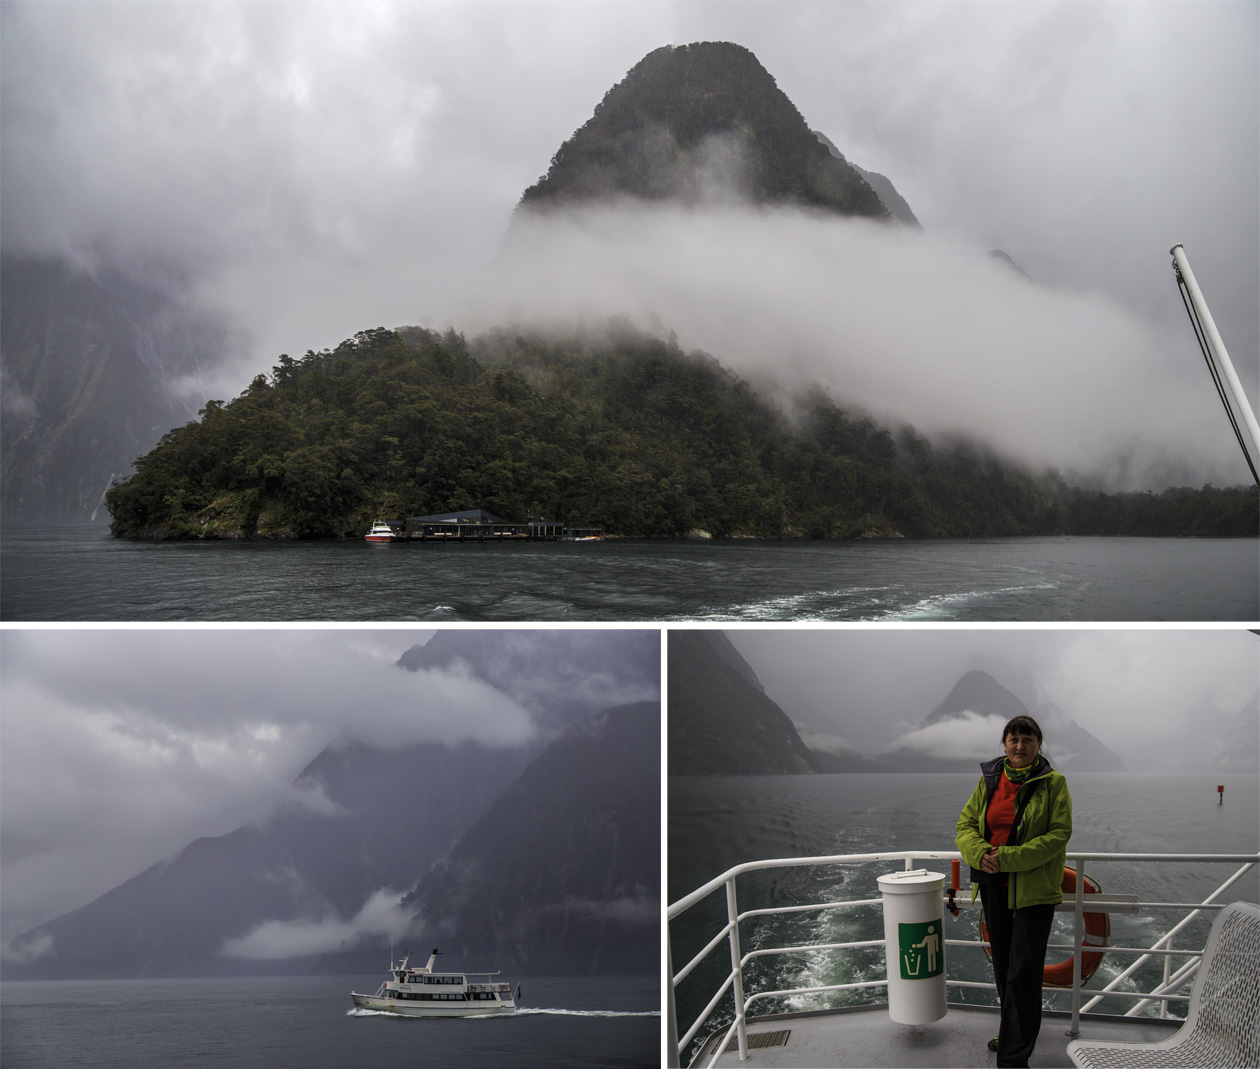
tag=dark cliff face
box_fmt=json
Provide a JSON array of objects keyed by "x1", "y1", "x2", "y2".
[
  {"x1": 1, "y1": 255, "x2": 223, "y2": 521},
  {"x1": 667, "y1": 629, "x2": 821, "y2": 776},
  {"x1": 402, "y1": 702, "x2": 660, "y2": 975},
  {"x1": 516, "y1": 42, "x2": 888, "y2": 219}
]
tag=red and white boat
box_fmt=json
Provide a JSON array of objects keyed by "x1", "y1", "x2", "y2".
[{"x1": 365, "y1": 521, "x2": 395, "y2": 543}]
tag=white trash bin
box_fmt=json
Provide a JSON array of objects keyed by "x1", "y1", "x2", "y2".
[{"x1": 877, "y1": 869, "x2": 947, "y2": 1024}]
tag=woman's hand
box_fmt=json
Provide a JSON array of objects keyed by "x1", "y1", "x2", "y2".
[{"x1": 980, "y1": 847, "x2": 1001, "y2": 874}]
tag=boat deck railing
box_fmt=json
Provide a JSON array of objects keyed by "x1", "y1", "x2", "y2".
[{"x1": 667, "y1": 850, "x2": 1260, "y2": 1068}]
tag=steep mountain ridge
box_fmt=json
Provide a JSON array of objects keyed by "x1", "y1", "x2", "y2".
[
  {"x1": 516, "y1": 42, "x2": 888, "y2": 219},
  {"x1": 809, "y1": 669, "x2": 1129, "y2": 773},
  {"x1": 1, "y1": 255, "x2": 221, "y2": 521},
  {"x1": 668, "y1": 630, "x2": 820, "y2": 775},
  {"x1": 667, "y1": 638, "x2": 1129, "y2": 776},
  {"x1": 401, "y1": 701, "x2": 660, "y2": 975},
  {"x1": 813, "y1": 131, "x2": 920, "y2": 227}
]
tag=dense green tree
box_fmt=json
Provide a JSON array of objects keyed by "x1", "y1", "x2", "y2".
[{"x1": 104, "y1": 321, "x2": 1259, "y2": 540}]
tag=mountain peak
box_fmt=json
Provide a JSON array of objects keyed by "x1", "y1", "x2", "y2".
[
  {"x1": 516, "y1": 41, "x2": 888, "y2": 218},
  {"x1": 923, "y1": 669, "x2": 1029, "y2": 726}
]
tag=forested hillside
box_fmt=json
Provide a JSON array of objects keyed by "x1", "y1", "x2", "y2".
[{"x1": 104, "y1": 322, "x2": 1258, "y2": 540}]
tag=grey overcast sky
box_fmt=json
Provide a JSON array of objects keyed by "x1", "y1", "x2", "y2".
[
  {"x1": 0, "y1": 628, "x2": 660, "y2": 950},
  {"x1": 726, "y1": 628, "x2": 1260, "y2": 764},
  {"x1": 2, "y1": 1, "x2": 1257, "y2": 486}
]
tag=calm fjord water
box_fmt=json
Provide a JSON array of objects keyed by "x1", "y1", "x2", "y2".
[
  {"x1": 0, "y1": 975, "x2": 658, "y2": 1069},
  {"x1": 3, "y1": 525, "x2": 1256, "y2": 620}
]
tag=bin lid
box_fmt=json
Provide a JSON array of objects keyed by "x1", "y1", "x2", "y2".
[{"x1": 877, "y1": 869, "x2": 946, "y2": 894}]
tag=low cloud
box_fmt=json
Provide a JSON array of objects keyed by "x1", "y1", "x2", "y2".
[
  {"x1": 220, "y1": 888, "x2": 412, "y2": 961},
  {"x1": 467, "y1": 204, "x2": 1249, "y2": 490},
  {"x1": 1, "y1": 932, "x2": 53, "y2": 966},
  {"x1": 276, "y1": 779, "x2": 346, "y2": 818},
  {"x1": 798, "y1": 728, "x2": 856, "y2": 756},
  {"x1": 0, "y1": 630, "x2": 539, "y2": 939},
  {"x1": 891, "y1": 711, "x2": 1008, "y2": 761},
  {"x1": 342, "y1": 661, "x2": 537, "y2": 751},
  {"x1": 547, "y1": 892, "x2": 657, "y2": 925}
]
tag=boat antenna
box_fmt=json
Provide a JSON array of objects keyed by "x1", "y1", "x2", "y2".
[{"x1": 1171, "y1": 243, "x2": 1260, "y2": 484}]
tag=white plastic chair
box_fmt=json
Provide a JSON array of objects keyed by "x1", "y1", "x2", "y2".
[{"x1": 1066, "y1": 900, "x2": 1260, "y2": 1068}]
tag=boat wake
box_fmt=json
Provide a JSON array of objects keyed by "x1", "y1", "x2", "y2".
[
  {"x1": 346, "y1": 1006, "x2": 658, "y2": 1019},
  {"x1": 514, "y1": 1007, "x2": 660, "y2": 1018}
]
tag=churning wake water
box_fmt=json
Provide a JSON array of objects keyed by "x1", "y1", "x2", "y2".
[
  {"x1": 2, "y1": 525, "x2": 1256, "y2": 620},
  {"x1": 668, "y1": 773, "x2": 1260, "y2": 1066},
  {"x1": 0, "y1": 975, "x2": 659, "y2": 1069}
]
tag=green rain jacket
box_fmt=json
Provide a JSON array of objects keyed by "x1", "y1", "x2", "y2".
[{"x1": 955, "y1": 754, "x2": 1072, "y2": 909}]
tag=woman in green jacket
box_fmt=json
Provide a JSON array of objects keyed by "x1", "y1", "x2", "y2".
[{"x1": 955, "y1": 714, "x2": 1072, "y2": 1069}]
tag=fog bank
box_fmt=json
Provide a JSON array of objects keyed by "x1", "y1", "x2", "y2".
[{"x1": 471, "y1": 204, "x2": 1246, "y2": 490}]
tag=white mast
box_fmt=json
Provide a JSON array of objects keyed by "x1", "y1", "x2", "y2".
[{"x1": 1170, "y1": 243, "x2": 1260, "y2": 483}]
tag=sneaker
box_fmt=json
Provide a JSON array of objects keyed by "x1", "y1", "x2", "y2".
[{"x1": 987, "y1": 1036, "x2": 999, "y2": 1053}]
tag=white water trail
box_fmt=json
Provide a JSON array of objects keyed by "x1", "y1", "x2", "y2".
[{"x1": 346, "y1": 1006, "x2": 658, "y2": 1019}]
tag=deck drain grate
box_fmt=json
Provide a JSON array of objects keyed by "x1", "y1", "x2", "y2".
[{"x1": 725, "y1": 1029, "x2": 790, "y2": 1053}]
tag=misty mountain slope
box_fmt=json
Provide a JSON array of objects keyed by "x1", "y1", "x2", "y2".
[
  {"x1": 923, "y1": 669, "x2": 1029, "y2": 725},
  {"x1": 515, "y1": 42, "x2": 887, "y2": 219},
  {"x1": 3, "y1": 630, "x2": 659, "y2": 979},
  {"x1": 0, "y1": 255, "x2": 220, "y2": 521},
  {"x1": 401, "y1": 701, "x2": 660, "y2": 975},
  {"x1": 989, "y1": 248, "x2": 1031, "y2": 280},
  {"x1": 668, "y1": 630, "x2": 821, "y2": 775},
  {"x1": 397, "y1": 628, "x2": 661, "y2": 736},
  {"x1": 813, "y1": 132, "x2": 920, "y2": 228},
  {"x1": 882, "y1": 669, "x2": 1128, "y2": 773},
  {"x1": 3, "y1": 737, "x2": 534, "y2": 979}
]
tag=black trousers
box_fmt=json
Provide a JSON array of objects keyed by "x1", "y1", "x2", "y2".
[{"x1": 980, "y1": 884, "x2": 1055, "y2": 1069}]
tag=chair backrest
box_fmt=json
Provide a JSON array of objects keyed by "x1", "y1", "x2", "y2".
[{"x1": 1183, "y1": 901, "x2": 1260, "y2": 1066}]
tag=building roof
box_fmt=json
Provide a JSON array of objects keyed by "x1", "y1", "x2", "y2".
[{"x1": 409, "y1": 510, "x2": 506, "y2": 524}]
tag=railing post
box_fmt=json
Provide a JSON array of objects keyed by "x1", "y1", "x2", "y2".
[
  {"x1": 1069, "y1": 857, "x2": 1084, "y2": 1037},
  {"x1": 1160, "y1": 928, "x2": 1173, "y2": 1020},
  {"x1": 667, "y1": 939, "x2": 681, "y2": 1068},
  {"x1": 726, "y1": 876, "x2": 749, "y2": 1061}
]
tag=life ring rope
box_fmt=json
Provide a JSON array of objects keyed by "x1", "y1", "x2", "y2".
[{"x1": 979, "y1": 866, "x2": 1110, "y2": 987}]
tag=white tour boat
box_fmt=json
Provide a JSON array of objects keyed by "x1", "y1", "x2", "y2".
[
  {"x1": 364, "y1": 520, "x2": 395, "y2": 543},
  {"x1": 350, "y1": 948, "x2": 517, "y2": 1017}
]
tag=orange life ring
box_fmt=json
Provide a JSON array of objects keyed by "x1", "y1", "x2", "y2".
[{"x1": 980, "y1": 866, "x2": 1109, "y2": 987}]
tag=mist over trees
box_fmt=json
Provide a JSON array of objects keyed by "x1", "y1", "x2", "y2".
[{"x1": 104, "y1": 321, "x2": 1257, "y2": 540}]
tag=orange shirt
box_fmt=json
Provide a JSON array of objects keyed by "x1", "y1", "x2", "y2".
[{"x1": 986, "y1": 771, "x2": 1022, "y2": 846}]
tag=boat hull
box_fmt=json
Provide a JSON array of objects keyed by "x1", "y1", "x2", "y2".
[{"x1": 350, "y1": 992, "x2": 514, "y2": 1017}]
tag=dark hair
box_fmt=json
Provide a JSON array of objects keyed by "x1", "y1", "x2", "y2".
[{"x1": 1002, "y1": 715, "x2": 1043, "y2": 743}]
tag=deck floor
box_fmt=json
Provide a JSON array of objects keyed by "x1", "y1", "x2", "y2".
[{"x1": 689, "y1": 1003, "x2": 1182, "y2": 1068}]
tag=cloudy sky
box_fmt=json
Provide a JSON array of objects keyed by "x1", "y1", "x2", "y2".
[
  {"x1": 2, "y1": 1, "x2": 1256, "y2": 487},
  {"x1": 727, "y1": 628, "x2": 1260, "y2": 764},
  {"x1": 0, "y1": 627, "x2": 658, "y2": 949}
]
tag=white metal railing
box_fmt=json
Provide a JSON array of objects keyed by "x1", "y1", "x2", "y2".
[{"x1": 667, "y1": 850, "x2": 1259, "y2": 1068}]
